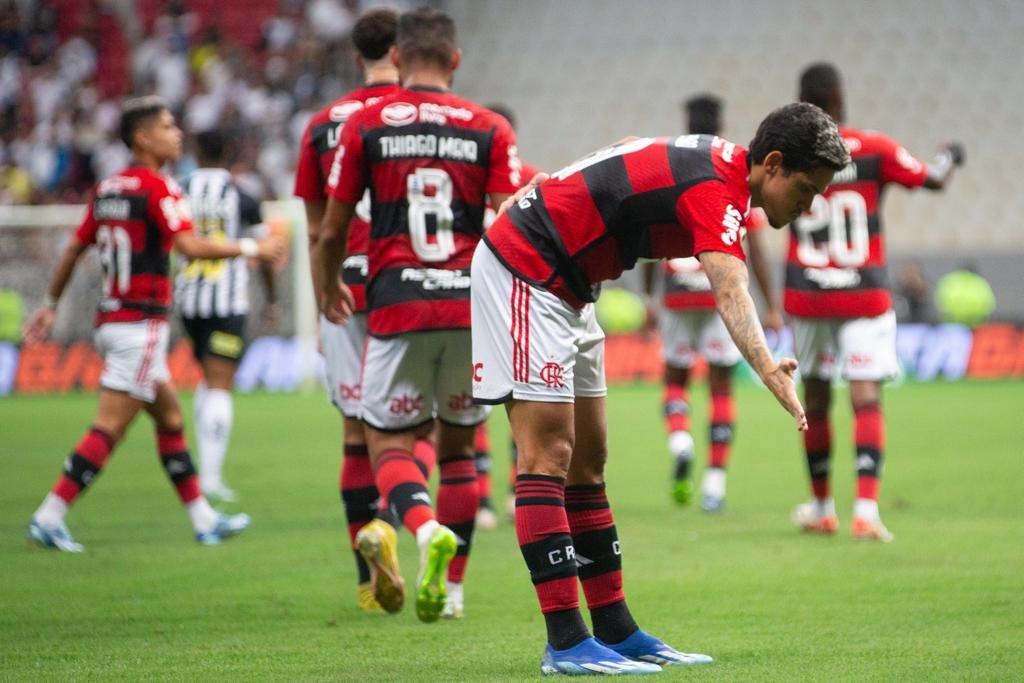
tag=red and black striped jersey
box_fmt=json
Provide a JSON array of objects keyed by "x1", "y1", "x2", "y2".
[
  {"x1": 485, "y1": 135, "x2": 749, "y2": 309},
  {"x1": 484, "y1": 161, "x2": 542, "y2": 229},
  {"x1": 784, "y1": 126, "x2": 928, "y2": 319},
  {"x1": 294, "y1": 82, "x2": 399, "y2": 311},
  {"x1": 327, "y1": 85, "x2": 520, "y2": 337},
  {"x1": 74, "y1": 166, "x2": 194, "y2": 325},
  {"x1": 661, "y1": 208, "x2": 767, "y2": 311}
]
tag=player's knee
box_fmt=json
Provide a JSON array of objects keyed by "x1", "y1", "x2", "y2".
[{"x1": 518, "y1": 435, "x2": 574, "y2": 479}]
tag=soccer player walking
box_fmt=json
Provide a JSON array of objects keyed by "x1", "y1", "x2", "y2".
[
  {"x1": 24, "y1": 97, "x2": 280, "y2": 551},
  {"x1": 177, "y1": 129, "x2": 278, "y2": 504},
  {"x1": 293, "y1": 7, "x2": 414, "y2": 614},
  {"x1": 473, "y1": 103, "x2": 847, "y2": 674},
  {"x1": 648, "y1": 95, "x2": 783, "y2": 511},
  {"x1": 787, "y1": 63, "x2": 963, "y2": 542},
  {"x1": 315, "y1": 8, "x2": 519, "y2": 622}
]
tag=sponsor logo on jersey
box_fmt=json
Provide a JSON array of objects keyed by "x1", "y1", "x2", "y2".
[
  {"x1": 343, "y1": 254, "x2": 368, "y2": 276},
  {"x1": 720, "y1": 204, "x2": 744, "y2": 245},
  {"x1": 803, "y1": 267, "x2": 862, "y2": 289},
  {"x1": 400, "y1": 268, "x2": 471, "y2": 291},
  {"x1": 418, "y1": 102, "x2": 473, "y2": 125},
  {"x1": 381, "y1": 102, "x2": 417, "y2": 126},
  {"x1": 329, "y1": 100, "x2": 364, "y2": 122},
  {"x1": 98, "y1": 175, "x2": 143, "y2": 194},
  {"x1": 540, "y1": 361, "x2": 565, "y2": 389}
]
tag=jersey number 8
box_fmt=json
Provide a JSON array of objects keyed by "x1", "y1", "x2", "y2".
[
  {"x1": 407, "y1": 167, "x2": 455, "y2": 262},
  {"x1": 793, "y1": 191, "x2": 870, "y2": 268}
]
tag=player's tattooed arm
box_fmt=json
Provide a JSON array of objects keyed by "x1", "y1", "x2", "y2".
[{"x1": 699, "y1": 250, "x2": 807, "y2": 431}]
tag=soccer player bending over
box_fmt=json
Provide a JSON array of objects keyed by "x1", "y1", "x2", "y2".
[
  {"x1": 473, "y1": 103, "x2": 847, "y2": 674},
  {"x1": 23, "y1": 96, "x2": 281, "y2": 552},
  {"x1": 315, "y1": 8, "x2": 519, "y2": 622},
  {"x1": 787, "y1": 63, "x2": 962, "y2": 542}
]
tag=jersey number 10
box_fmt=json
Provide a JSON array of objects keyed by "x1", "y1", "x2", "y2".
[{"x1": 793, "y1": 191, "x2": 870, "y2": 268}]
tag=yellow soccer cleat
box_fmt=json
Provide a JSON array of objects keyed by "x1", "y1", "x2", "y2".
[
  {"x1": 357, "y1": 581, "x2": 383, "y2": 613},
  {"x1": 356, "y1": 519, "x2": 405, "y2": 613}
]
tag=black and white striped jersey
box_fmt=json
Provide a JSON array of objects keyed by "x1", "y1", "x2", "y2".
[{"x1": 175, "y1": 167, "x2": 263, "y2": 319}]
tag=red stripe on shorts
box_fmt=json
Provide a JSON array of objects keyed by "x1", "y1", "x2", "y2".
[{"x1": 135, "y1": 320, "x2": 158, "y2": 386}]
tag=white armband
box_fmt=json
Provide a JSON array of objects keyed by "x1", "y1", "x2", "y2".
[{"x1": 238, "y1": 238, "x2": 259, "y2": 258}]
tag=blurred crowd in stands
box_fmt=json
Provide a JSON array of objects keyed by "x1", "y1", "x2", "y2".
[{"x1": 0, "y1": 0, "x2": 412, "y2": 205}]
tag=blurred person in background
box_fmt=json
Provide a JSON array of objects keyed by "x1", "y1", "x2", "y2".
[
  {"x1": 787, "y1": 63, "x2": 963, "y2": 542},
  {"x1": 645, "y1": 93, "x2": 783, "y2": 513},
  {"x1": 176, "y1": 128, "x2": 279, "y2": 504},
  {"x1": 893, "y1": 260, "x2": 933, "y2": 324},
  {"x1": 22, "y1": 96, "x2": 280, "y2": 552}
]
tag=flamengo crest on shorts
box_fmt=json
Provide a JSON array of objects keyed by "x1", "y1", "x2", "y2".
[
  {"x1": 326, "y1": 86, "x2": 521, "y2": 337},
  {"x1": 75, "y1": 166, "x2": 193, "y2": 326},
  {"x1": 784, "y1": 126, "x2": 928, "y2": 319},
  {"x1": 483, "y1": 135, "x2": 749, "y2": 310},
  {"x1": 294, "y1": 82, "x2": 400, "y2": 312}
]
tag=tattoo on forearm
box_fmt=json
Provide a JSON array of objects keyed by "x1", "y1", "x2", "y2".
[{"x1": 701, "y1": 253, "x2": 774, "y2": 376}]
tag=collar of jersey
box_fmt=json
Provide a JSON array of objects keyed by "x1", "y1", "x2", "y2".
[{"x1": 406, "y1": 85, "x2": 448, "y2": 94}]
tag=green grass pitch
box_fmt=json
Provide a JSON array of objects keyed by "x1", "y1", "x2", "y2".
[{"x1": 2, "y1": 380, "x2": 1022, "y2": 680}]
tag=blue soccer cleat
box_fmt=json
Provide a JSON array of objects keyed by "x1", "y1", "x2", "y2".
[
  {"x1": 196, "y1": 512, "x2": 251, "y2": 545},
  {"x1": 599, "y1": 629, "x2": 713, "y2": 666},
  {"x1": 27, "y1": 518, "x2": 84, "y2": 553},
  {"x1": 540, "y1": 637, "x2": 662, "y2": 676}
]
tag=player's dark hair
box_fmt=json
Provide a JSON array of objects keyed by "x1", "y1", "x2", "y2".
[
  {"x1": 195, "y1": 129, "x2": 226, "y2": 164},
  {"x1": 397, "y1": 7, "x2": 456, "y2": 69},
  {"x1": 799, "y1": 62, "x2": 842, "y2": 111},
  {"x1": 684, "y1": 94, "x2": 721, "y2": 135},
  {"x1": 748, "y1": 102, "x2": 849, "y2": 172},
  {"x1": 119, "y1": 95, "x2": 168, "y2": 148},
  {"x1": 487, "y1": 103, "x2": 517, "y2": 130},
  {"x1": 352, "y1": 7, "x2": 399, "y2": 60}
]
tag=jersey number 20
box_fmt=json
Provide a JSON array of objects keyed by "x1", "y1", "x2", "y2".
[{"x1": 793, "y1": 191, "x2": 870, "y2": 268}]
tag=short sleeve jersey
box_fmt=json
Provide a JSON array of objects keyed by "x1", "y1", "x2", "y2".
[
  {"x1": 484, "y1": 135, "x2": 749, "y2": 309},
  {"x1": 784, "y1": 126, "x2": 928, "y2": 318},
  {"x1": 326, "y1": 86, "x2": 520, "y2": 337},
  {"x1": 294, "y1": 82, "x2": 399, "y2": 311},
  {"x1": 75, "y1": 166, "x2": 193, "y2": 325},
  {"x1": 662, "y1": 207, "x2": 767, "y2": 311}
]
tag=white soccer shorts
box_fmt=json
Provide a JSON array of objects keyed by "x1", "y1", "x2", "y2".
[
  {"x1": 659, "y1": 308, "x2": 742, "y2": 369},
  {"x1": 93, "y1": 319, "x2": 170, "y2": 403},
  {"x1": 792, "y1": 310, "x2": 899, "y2": 382},
  {"x1": 319, "y1": 312, "x2": 367, "y2": 418},
  {"x1": 471, "y1": 243, "x2": 607, "y2": 404},
  {"x1": 360, "y1": 329, "x2": 488, "y2": 432}
]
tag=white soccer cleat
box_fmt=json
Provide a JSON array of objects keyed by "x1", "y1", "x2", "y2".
[
  {"x1": 851, "y1": 517, "x2": 894, "y2": 543},
  {"x1": 792, "y1": 501, "x2": 839, "y2": 534},
  {"x1": 27, "y1": 518, "x2": 84, "y2": 553},
  {"x1": 201, "y1": 482, "x2": 238, "y2": 504},
  {"x1": 475, "y1": 505, "x2": 498, "y2": 531}
]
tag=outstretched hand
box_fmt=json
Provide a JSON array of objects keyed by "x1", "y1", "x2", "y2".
[
  {"x1": 22, "y1": 306, "x2": 56, "y2": 345},
  {"x1": 761, "y1": 358, "x2": 807, "y2": 431}
]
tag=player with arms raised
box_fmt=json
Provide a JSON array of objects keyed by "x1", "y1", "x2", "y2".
[
  {"x1": 23, "y1": 96, "x2": 280, "y2": 551},
  {"x1": 293, "y1": 6, "x2": 415, "y2": 614},
  {"x1": 788, "y1": 63, "x2": 963, "y2": 542},
  {"x1": 315, "y1": 7, "x2": 519, "y2": 622},
  {"x1": 473, "y1": 103, "x2": 847, "y2": 674}
]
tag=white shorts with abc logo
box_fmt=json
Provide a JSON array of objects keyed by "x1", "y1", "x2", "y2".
[
  {"x1": 319, "y1": 313, "x2": 367, "y2": 418},
  {"x1": 791, "y1": 311, "x2": 899, "y2": 382},
  {"x1": 360, "y1": 329, "x2": 489, "y2": 432},
  {"x1": 471, "y1": 243, "x2": 607, "y2": 404},
  {"x1": 93, "y1": 319, "x2": 170, "y2": 403},
  {"x1": 659, "y1": 308, "x2": 742, "y2": 369}
]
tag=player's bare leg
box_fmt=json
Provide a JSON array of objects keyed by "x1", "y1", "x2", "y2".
[
  {"x1": 146, "y1": 383, "x2": 248, "y2": 543},
  {"x1": 196, "y1": 355, "x2": 238, "y2": 502},
  {"x1": 701, "y1": 364, "x2": 735, "y2": 513},
  {"x1": 793, "y1": 378, "x2": 838, "y2": 534},
  {"x1": 663, "y1": 364, "x2": 695, "y2": 505},
  {"x1": 29, "y1": 389, "x2": 145, "y2": 551},
  {"x1": 849, "y1": 380, "x2": 892, "y2": 541}
]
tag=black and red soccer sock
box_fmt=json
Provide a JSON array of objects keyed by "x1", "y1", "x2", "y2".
[
  {"x1": 437, "y1": 456, "x2": 479, "y2": 582},
  {"x1": 565, "y1": 483, "x2": 638, "y2": 645},
  {"x1": 340, "y1": 442, "x2": 378, "y2": 584},
  {"x1": 663, "y1": 383, "x2": 691, "y2": 434},
  {"x1": 854, "y1": 402, "x2": 884, "y2": 502},
  {"x1": 708, "y1": 387, "x2": 735, "y2": 470},
  {"x1": 804, "y1": 411, "x2": 832, "y2": 500},
  {"x1": 52, "y1": 426, "x2": 116, "y2": 504},
  {"x1": 374, "y1": 448, "x2": 434, "y2": 536},
  {"x1": 157, "y1": 428, "x2": 201, "y2": 504},
  {"x1": 473, "y1": 425, "x2": 493, "y2": 509},
  {"x1": 515, "y1": 474, "x2": 588, "y2": 650},
  {"x1": 413, "y1": 438, "x2": 436, "y2": 481}
]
